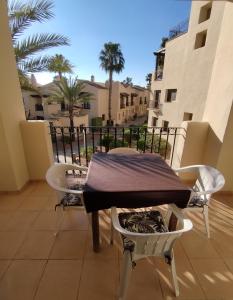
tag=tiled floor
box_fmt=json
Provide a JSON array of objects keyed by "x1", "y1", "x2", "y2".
[{"x1": 0, "y1": 182, "x2": 233, "y2": 300}]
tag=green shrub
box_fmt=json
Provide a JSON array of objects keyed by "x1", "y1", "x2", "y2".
[
  {"x1": 137, "y1": 135, "x2": 171, "y2": 158},
  {"x1": 109, "y1": 140, "x2": 129, "y2": 149},
  {"x1": 80, "y1": 146, "x2": 94, "y2": 161}
]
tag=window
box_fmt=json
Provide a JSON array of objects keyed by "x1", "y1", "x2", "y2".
[
  {"x1": 199, "y1": 2, "x2": 212, "y2": 24},
  {"x1": 162, "y1": 120, "x2": 169, "y2": 132},
  {"x1": 35, "y1": 104, "x2": 43, "y2": 111},
  {"x1": 154, "y1": 90, "x2": 161, "y2": 102},
  {"x1": 152, "y1": 117, "x2": 158, "y2": 127},
  {"x1": 144, "y1": 97, "x2": 147, "y2": 104},
  {"x1": 102, "y1": 114, "x2": 105, "y2": 121},
  {"x1": 139, "y1": 97, "x2": 142, "y2": 104},
  {"x1": 194, "y1": 30, "x2": 207, "y2": 49},
  {"x1": 183, "y1": 112, "x2": 193, "y2": 121},
  {"x1": 83, "y1": 102, "x2": 90, "y2": 109},
  {"x1": 166, "y1": 89, "x2": 177, "y2": 102}
]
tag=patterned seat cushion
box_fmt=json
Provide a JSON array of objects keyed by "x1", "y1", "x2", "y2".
[
  {"x1": 118, "y1": 210, "x2": 168, "y2": 252},
  {"x1": 188, "y1": 196, "x2": 207, "y2": 208},
  {"x1": 55, "y1": 184, "x2": 84, "y2": 210}
]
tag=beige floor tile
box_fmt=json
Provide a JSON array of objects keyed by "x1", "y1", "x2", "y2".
[
  {"x1": 35, "y1": 260, "x2": 82, "y2": 300},
  {"x1": 31, "y1": 210, "x2": 63, "y2": 231},
  {"x1": 0, "y1": 260, "x2": 46, "y2": 300},
  {"x1": 0, "y1": 212, "x2": 13, "y2": 231},
  {"x1": 84, "y1": 231, "x2": 118, "y2": 261},
  {"x1": 32, "y1": 181, "x2": 55, "y2": 196},
  {"x1": 223, "y1": 259, "x2": 233, "y2": 273},
  {"x1": 60, "y1": 210, "x2": 89, "y2": 231},
  {"x1": 50, "y1": 230, "x2": 87, "y2": 259},
  {"x1": 18, "y1": 196, "x2": 49, "y2": 211},
  {"x1": 180, "y1": 230, "x2": 220, "y2": 259},
  {"x1": 15, "y1": 231, "x2": 56, "y2": 259},
  {"x1": 4, "y1": 211, "x2": 39, "y2": 231},
  {"x1": 155, "y1": 256, "x2": 205, "y2": 299},
  {"x1": 0, "y1": 260, "x2": 11, "y2": 279},
  {"x1": 44, "y1": 194, "x2": 59, "y2": 210},
  {"x1": 0, "y1": 195, "x2": 24, "y2": 211},
  {"x1": 0, "y1": 232, "x2": 26, "y2": 259},
  {"x1": 126, "y1": 259, "x2": 164, "y2": 300},
  {"x1": 211, "y1": 229, "x2": 233, "y2": 258},
  {"x1": 78, "y1": 259, "x2": 118, "y2": 300},
  {"x1": 190, "y1": 258, "x2": 233, "y2": 300}
]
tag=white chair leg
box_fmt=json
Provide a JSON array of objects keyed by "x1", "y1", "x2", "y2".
[
  {"x1": 170, "y1": 253, "x2": 179, "y2": 297},
  {"x1": 119, "y1": 250, "x2": 133, "y2": 300},
  {"x1": 203, "y1": 205, "x2": 210, "y2": 238}
]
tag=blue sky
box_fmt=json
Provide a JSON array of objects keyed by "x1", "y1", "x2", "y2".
[{"x1": 26, "y1": 0, "x2": 191, "y2": 86}]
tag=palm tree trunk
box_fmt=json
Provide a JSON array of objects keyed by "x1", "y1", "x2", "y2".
[
  {"x1": 58, "y1": 71, "x2": 62, "y2": 79},
  {"x1": 69, "y1": 109, "x2": 74, "y2": 141},
  {"x1": 108, "y1": 70, "x2": 113, "y2": 125}
]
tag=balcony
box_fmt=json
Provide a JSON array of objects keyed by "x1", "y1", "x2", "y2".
[
  {"x1": 148, "y1": 101, "x2": 163, "y2": 113},
  {"x1": 0, "y1": 182, "x2": 232, "y2": 299}
]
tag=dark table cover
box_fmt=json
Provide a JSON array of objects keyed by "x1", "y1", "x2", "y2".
[{"x1": 83, "y1": 153, "x2": 191, "y2": 213}]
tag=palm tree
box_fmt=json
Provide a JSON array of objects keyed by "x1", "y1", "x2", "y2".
[
  {"x1": 48, "y1": 54, "x2": 73, "y2": 79},
  {"x1": 8, "y1": 0, "x2": 70, "y2": 89},
  {"x1": 51, "y1": 77, "x2": 92, "y2": 130},
  {"x1": 145, "y1": 73, "x2": 152, "y2": 88},
  {"x1": 122, "y1": 77, "x2": 133, "y2": 86},
  {"x1": 99, "y1": 42, "x2": 125, "y2": 125}
]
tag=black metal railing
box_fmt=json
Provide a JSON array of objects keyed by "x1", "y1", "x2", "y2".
[
  {"x1": 49, "y1": 126, "x2": 185, "y2": 167},
  {"x1": 169, "y1": 18, "x2": 189, "y2": 39}
]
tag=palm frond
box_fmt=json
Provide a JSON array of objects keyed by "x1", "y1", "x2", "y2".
[
  {"x1": 9, "y1": 0, "x2": 54, "y2": 41},
  {"x1": 48, "y1": 54, "x2": 73, "y2": 75},
  {"x1": 15, "y1": 33, "x2": 70, "y2": 61},
  {"x1": 18, "y1": 69, "x2": 40, "y2": 91},
  {"x1": 99, "y1": 42, "x2": 125, "y2": 73},
  {"x1": 18, "y1": 55, "x2": 51, "y2": 73}
]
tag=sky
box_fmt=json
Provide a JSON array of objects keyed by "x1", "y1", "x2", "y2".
[{"x1": 25, "y1": 0, "x2": 191, "y2": 87}]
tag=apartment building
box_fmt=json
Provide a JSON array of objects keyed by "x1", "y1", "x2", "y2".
[
  {"x1": 111, "y1": 81, "x2": 149, "y2": 125},
  {"x1": 148, "y1": 0, "x2": 233, "y2": 190},
  {"x1": 23, "y1": 77, "x2": 148, "y2": 126},
  {"x1": 148, "y1": 0, "x2": 233, "y2": 133}
]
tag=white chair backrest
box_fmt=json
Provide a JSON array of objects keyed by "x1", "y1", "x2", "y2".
[
  {"x1": 195, "y1": 165, "x2": 225, "y2": 200},
  {"x1": 112, "y1": 205, "x2": 192, "y2": 260},
  {"x1": 108, "y1": 147, "x2": 139, "y2": 154},
  {"x1": 173, "y1": 165, "x2": 225, "y2": 202},
  {"x1": 46, "y1": 163, "x2": 88, "y2": 199}
]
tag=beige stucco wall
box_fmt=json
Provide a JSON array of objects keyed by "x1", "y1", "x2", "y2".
[
  {"x1": 111, "y1": 81, "x2": 149, "y2": 125},
  {"x1": 202, "y1": 1, "x2": 233, "y2": 141},
  {"x1": 0, "y1": 0, "x2": 29, "y2": 191},
  {"x1": 148, "y1": 1, "x2": 228, "y2": 128},
  {"x1": 20, "y1": 121, "x2": 53, "y2": 180}
]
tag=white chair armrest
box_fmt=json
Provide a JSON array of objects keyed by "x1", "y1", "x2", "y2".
[{"x1": 111, "y1": 206, "x2": 193, "y2": 238}]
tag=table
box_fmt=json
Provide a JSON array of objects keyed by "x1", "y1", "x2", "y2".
[{"x1": 83, "y1": 153, "x2": 191, "y2": 252}]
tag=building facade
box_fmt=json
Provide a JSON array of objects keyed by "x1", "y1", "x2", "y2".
[
  {"x1": 148, "y1": 0, "x2": 233, "y2": 136},
  {"x1": 23, "y1": 77, "x2": 148, "y2": 126}
]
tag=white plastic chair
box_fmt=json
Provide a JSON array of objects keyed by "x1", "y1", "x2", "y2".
[
  {"x1": 46, "y1": 163, "x2": 88, "y2": 234},
  {"x1": 112, "y1": 204, "x2": 193, "y2": 299},
  {"x1": 173, "y1": 165, "x2": 225, "y2": 238},
  {"x1": 108, "y1": 147, "x2": 139, "y2": 154}
]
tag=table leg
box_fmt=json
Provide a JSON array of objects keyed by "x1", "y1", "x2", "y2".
[
  {"x1": 91, "y1": 211, "x2": 100, "y2": 252},
  {"x1": 168, "y1": 212, "x2": 178, "y2": 232}
]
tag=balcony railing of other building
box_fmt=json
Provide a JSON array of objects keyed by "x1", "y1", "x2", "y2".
[
  {"x1": 49, "y1": 125, "x2": 185, "y2": 167},
  {"x1": 168, "y1": 18, "x2": 189, "y2": 40},
  {"x1": 148, "y1": 101, "x2": 163, "y2": 111}
]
